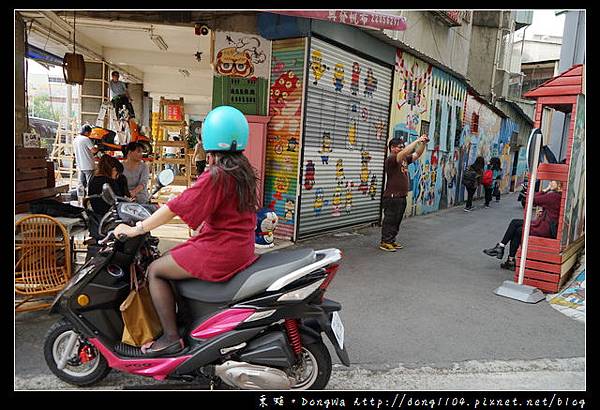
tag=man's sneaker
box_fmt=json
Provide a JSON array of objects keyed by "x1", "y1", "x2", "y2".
[
  {"x1": 391, "y1": 242, "x2": 404, "y2": 249},
  {"x1": 379, "y1": 242, "x2": 397, "y2": 252},
  {"x1": 484, "y1": 204, "x2": 491, "y2": 208},
  {"x1": 463, "y1": 207, "x2": 473, "y2": 212}
]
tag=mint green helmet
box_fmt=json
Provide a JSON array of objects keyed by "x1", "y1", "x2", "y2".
[{"x1": 202, "y1": 106, "x2": 249, "y2": 152}]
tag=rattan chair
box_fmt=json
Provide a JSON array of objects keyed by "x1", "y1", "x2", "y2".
[{"x1": 15, "y1": 214, "x2": 72, "y2": 312}]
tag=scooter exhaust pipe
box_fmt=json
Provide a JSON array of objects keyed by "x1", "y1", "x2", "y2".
[{"x1": 214, "y1": 361, "x2": 293, "y2": 390}]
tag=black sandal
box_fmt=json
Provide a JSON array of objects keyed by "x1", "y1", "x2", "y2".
[{"x1": 140, "y1": 338, "x2": 185, "y2": 357}]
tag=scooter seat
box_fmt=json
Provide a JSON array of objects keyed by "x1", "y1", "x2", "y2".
[{"x1": 174, "y1": 248, "x2": 317, "y2": 303}]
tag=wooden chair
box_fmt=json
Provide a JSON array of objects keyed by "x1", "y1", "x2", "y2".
[{"x1": 15, "y1": 214, "x2": 72, "y2": 312}]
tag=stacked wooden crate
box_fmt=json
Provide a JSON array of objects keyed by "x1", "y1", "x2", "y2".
[{"x1": 16, "y1": 147, "x2": 69, "y2": 213}]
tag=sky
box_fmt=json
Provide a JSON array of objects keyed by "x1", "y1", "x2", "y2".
[{"x1": 515, "y1": 10, "x2": 566, "y2": 41}]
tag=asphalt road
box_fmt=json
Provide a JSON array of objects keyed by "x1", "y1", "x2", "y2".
[{"x1": 14, "y1": 193, "x2": 585, "y2": 390}]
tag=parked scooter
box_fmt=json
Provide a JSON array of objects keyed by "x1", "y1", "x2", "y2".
[
  {"x1": 44, "y1": 169, "x2": 349, "y2": 389},
  {"x1": 90, "y1": 100, "x2": 152, "y2": 154}
]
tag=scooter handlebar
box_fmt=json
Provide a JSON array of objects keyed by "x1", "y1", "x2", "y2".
[{"x1": 99, "y1": 230, "x2": 129, "y2": 245}]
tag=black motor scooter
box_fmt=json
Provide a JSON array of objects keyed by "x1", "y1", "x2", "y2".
[{"x1": 44, "y1": 170, "x2": 349, "y2": 389}]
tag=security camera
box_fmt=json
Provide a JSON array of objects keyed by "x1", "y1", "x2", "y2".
[{"x1": 195, "y1": 24, "x2": 210, "y2": 36}]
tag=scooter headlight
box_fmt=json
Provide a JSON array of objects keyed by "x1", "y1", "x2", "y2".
[{"x1": 277, "y1": 279, "x2": 325, "y2": 302}]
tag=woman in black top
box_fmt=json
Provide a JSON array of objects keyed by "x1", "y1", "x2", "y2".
[{"x1": 87, "y1": 155, "x2": 130, "y2": 216}]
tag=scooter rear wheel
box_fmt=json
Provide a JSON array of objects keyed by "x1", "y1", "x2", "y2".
[
  {"x1": 44, "y1": 319, "x2": 111, "y2": 387},
  {"x1": 289, "y1": 342, "x2": 332, "y2": 390}
]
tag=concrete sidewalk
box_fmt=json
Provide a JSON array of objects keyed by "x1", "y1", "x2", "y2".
[{"x1": 297, "y1": 193, "x2": 585, "y2": 369}]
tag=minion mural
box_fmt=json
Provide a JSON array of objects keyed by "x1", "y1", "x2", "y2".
[{"x1": 297, "y1": 37, "x2": 393, "y2": 239}]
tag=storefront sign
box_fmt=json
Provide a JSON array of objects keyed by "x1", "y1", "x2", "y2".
[{"x1": 268, "y1": 10, "x2": 407, "y2": 31}]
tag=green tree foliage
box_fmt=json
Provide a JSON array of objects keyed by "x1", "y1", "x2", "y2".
[{"x1": 30, "y1": 94, "x2": 60, "y2": 122}]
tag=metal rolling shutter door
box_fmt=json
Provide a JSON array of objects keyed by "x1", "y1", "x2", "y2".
[{"x1": 298, "y1": 37, "x2": 392, "y2": 238}]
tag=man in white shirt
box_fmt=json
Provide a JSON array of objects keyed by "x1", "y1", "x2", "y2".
[
  {"x1": 109, "y1": 70, "x2": 135, "y2": 119},
  {"x1": 73, "y1": 125, "x2": 99, "y2": 192}
]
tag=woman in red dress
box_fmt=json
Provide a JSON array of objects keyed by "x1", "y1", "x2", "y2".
[{"x1": 114, "y1": 106, "x2": 258, "y2": 356}]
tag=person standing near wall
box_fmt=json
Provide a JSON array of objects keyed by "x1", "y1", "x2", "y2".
[
  {"x1": 491, "y1": 157, "x2": 502, "y2": 203},
  {"x1": 379, "y1": 134, "x2": 429, "y2": 252},
  {"x1": 109, "y1": 71, "x2": 135, "y2": 119},
  {"x1": 72, "y1": 124, "x2": 99, "y2": 194},
  {"x1": 462, "y1": 156, "x2": 484, "y2": 212},
  {"x1": 482, "y1": 157, "x2": 502, "y2": 208}
]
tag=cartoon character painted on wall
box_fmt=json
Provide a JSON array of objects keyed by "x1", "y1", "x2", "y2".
[
  {"x1": 368, "y1": 175, "x2": 378, "y2": 200},
  {"x1": 345, "y1": 181, "x2": 354, "y2": 214},
  {"x1": 272, "y1": 176, "x2": 289, "y2": 201},
  {"x1": 270, "y1": 135, "x2": 285, "y2": 155},
  {"x1": 358, "y1": 149, "x2": 372, "y2": 194},
  {"x1": 270, "y1": 71, "x2": 300, "y2": 115},
  {"x1": 374, "y1": 118, "x2": 386, "y2": 141},
  {"x1": 215, "y1": 47, "x2": 255, "y2": 78},
  {"x1": 395, "y1": 51, "x2": 433, "y2": 126},
  {"x1": 303, "y1": 160, "x2": 316, "y2": 190},
  {"x1": 255, "y1": 208, "x2": 279, "y2": 248},
  {"x1": 333, "y1": 63, "x2": 345, "y2": 92},
  {"x1": 335, "y1": 159, "x2": 345, "y2": 185},
  {"x1": 363, "y1": 68, "x2": 378, "y2": 97},
  {"x1": 284, "y1": 199, "x2": 295, "y2": 222},
  {"x1": 331, "y1": 185, "x2": 342, "y2": 217},
  {"x1": 350, "y1": 62, "x2": 360, "y2": 96},
  {"x1": 346, "y1": 119, "x2": 358, "y2": 150},
  {"x1": 310, "y1": 50, "x2": 329, "y2": 86},
  {"x1": 319, "y1": 132, "x2": 333, "y2": 165},
  {"x1": 313, "y1": 188, "x2": 329, "y2": 217},
  {"x1": 287, "y1": 136, "x2": 299, "y2": 152}
]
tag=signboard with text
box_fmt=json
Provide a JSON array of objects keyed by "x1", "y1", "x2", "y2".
[{"x1": 268, "y1": 10, "x2": 407, "y2": 31}]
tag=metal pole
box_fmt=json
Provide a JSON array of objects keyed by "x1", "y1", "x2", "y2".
[{"x1": 518, "y1": 132, "x2": 541, "y2": 284}]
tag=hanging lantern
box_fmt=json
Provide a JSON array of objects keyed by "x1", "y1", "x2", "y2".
[{"x1": 62, "y1": 11, "x2": 85, "y2": 85}]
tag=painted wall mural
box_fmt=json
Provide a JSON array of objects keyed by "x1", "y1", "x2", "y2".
[
  {"x1": 462, "y1": 95, "x2": 514, "y2": 200},
  {"x1": 561, "y1": 94, "x2": 585, "y2": 248},
  {"x1": 390, "y1": 50, "x2": 469, "y2": 217},
  {"x1": 297, "y1": 37, "x2": 392, "y2": 237},
  {"x1": 263, "y1": 38, "x2": 306, "y2": 241},
  {"x1": 212, "y1": 31, "x2": 272, "y2": 116},
  {"x1": 389, "y1": 49, "x2": 516, "y2": 217},
  {"x1": 214, "y1": 31, "x2": 271, "y2": 79}
]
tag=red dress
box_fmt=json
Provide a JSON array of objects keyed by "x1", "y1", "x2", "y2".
[{"x1": 166, "y1": 171, "x2": 258, "y2": 281}]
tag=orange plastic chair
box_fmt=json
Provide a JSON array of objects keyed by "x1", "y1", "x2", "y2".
[{"x1": 15, "y1": 214, "x2": 72, "y2": 312}]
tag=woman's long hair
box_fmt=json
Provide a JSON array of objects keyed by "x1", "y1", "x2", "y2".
[
  {"x1": 472, "y1": 156, "x2": 485, "y2": 173},
  {"x1": 209, "y1": 152, "x2": 259, "y2": 213},
  {"x1": 489, "y1": 157, "x2": 502, "y2": 171},
  {"x1": 95, "y1": 155, "x2": 115, "y2": 177}
]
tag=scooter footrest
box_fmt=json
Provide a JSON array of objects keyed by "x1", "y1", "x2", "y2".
[{"x1": 113, "y1": 343, "x2": 146, "y2": 357}]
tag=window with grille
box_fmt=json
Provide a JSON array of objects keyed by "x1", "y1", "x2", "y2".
[{"x1": 471, "y1": 112, "x2": 479, "y2": 134}]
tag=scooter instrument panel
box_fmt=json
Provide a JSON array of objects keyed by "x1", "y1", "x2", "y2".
[{"x1": 118, "y1": 203, "x2": 151, "y2": 222}]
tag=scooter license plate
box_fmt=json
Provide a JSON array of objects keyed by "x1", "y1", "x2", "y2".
[{"x1": 330, "y1": 311, "x2": 344, "y2": 350}]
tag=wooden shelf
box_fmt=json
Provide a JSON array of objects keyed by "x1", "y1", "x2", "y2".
[
  {"x1": 155, "y1": 141, "x2": 188, "y2": 147},
  {"x1": 158, "y1": 120, "x2": 186, "y2": 126},
  {"x1": 153, "y1": 158, "x2": 187, "y2": 165}
]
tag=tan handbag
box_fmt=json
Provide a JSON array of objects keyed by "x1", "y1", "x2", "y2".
[{"x1": 120, "y1": 264, "x2": 162, "y2": 347}]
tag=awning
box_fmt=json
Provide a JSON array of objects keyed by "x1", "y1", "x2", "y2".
[{"x1": 26, "y1": 44, "x2": 63, "y2": 66}]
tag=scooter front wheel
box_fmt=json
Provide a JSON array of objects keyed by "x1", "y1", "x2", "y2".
[{"x1": 44, "y1": 319, "x2": 111, "y2": 387}]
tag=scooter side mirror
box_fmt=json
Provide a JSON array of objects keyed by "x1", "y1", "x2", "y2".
[
  {"x1": 101, "y1": 183, "x2": 117, "y2": 206},
  {"x1": 158, "y1": 169, "x2": 175, "y2": 187}
]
